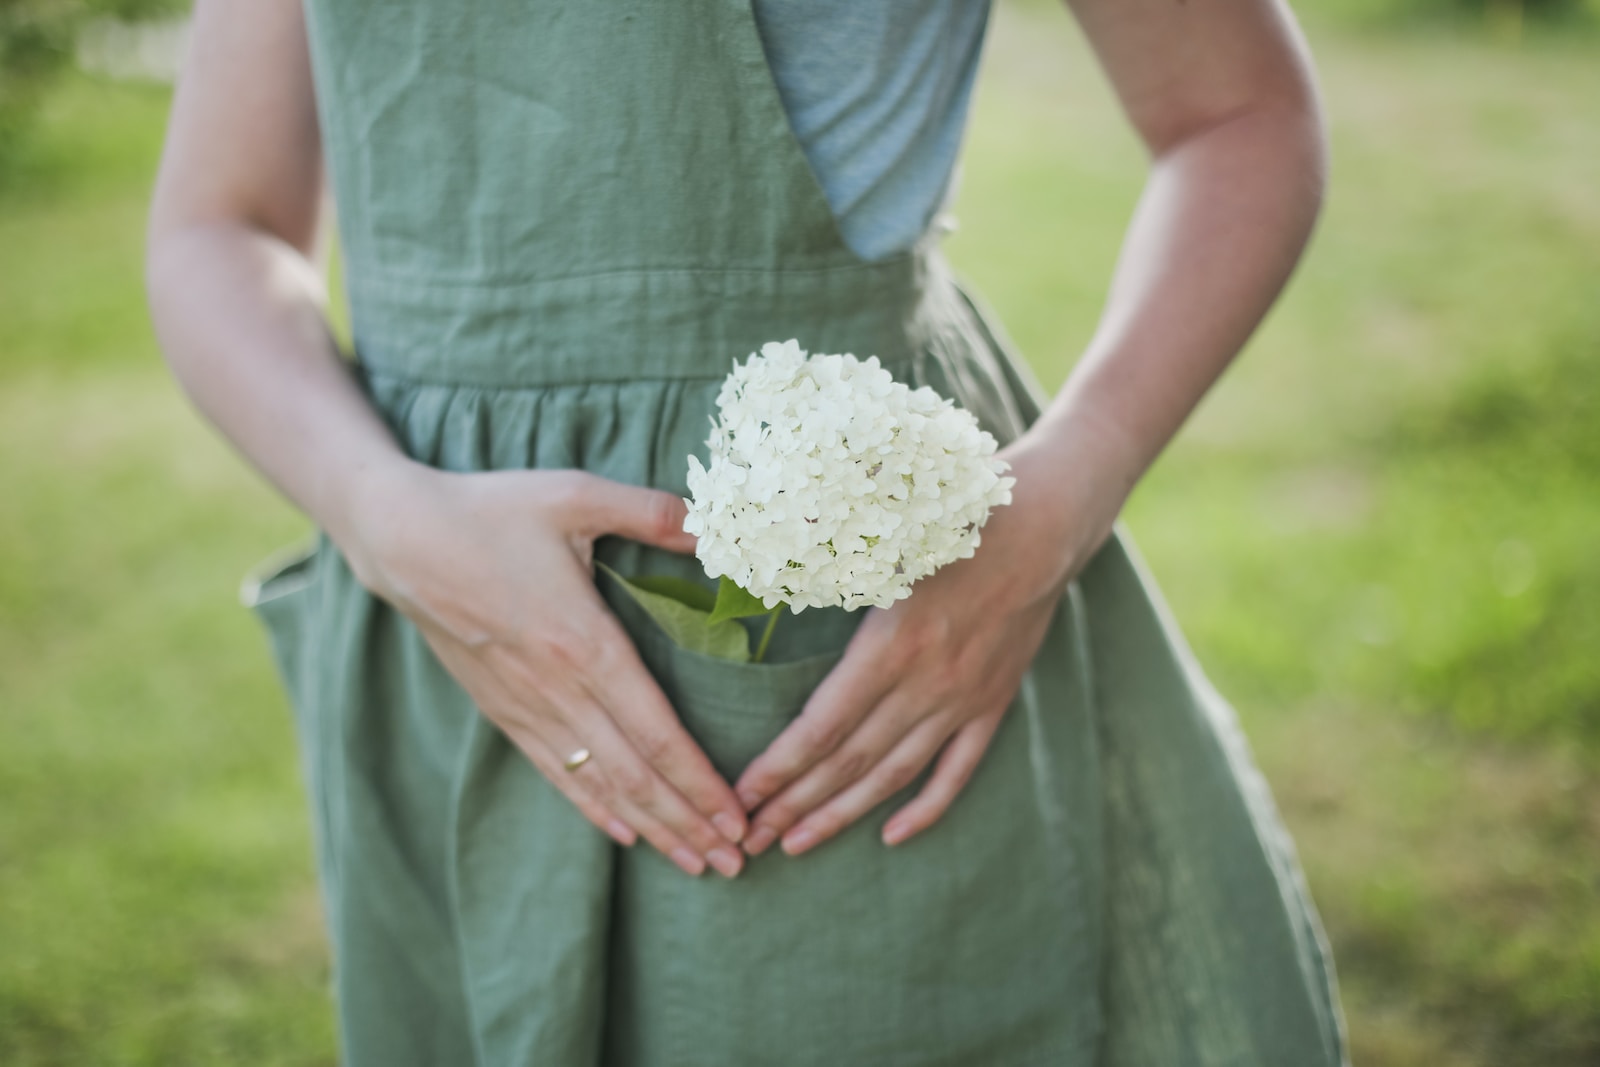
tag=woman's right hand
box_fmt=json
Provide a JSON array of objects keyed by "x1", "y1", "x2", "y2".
[
  {"x1": 339, "y1": 459, "x2": 749, "y2": 880},
  {"x1": 141, "y1": 0, "x2": 739, "y2": 880}
]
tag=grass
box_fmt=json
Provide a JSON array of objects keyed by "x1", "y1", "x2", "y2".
[
  {"x1": 950, "y1": 5, "x2": 1600, "y2": 1063},
  {"x1": 0, "y1": 3, "x2": 1597, "y2": 1063},
  {"x1": 0, "y1": 78, "x2": 330, "y2": 1065}
]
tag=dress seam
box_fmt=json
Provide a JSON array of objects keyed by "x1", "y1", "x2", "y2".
[
  {"x1": 359, "y1": 369, "x2": 734, "y2": 390},
  {"x1": 344, "y1": 255, "x2": 918, "y2": 294},
  {"x1": 354, "y1": 364, "x2": 921, "y2": 392}
]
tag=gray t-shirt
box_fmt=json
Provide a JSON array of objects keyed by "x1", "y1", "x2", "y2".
[{"x1": 751, "y1": 0, "x2": 993, "y2": 262}]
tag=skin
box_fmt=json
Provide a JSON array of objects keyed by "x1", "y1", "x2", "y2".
[
  {"x1": 145, "y1": 0, "x2": 1326, "y2": 878},
  {"x1": 145, "y1": 0, "x2": 750, "y2": 880},
  {"x1": 734, "y1": 0, "x2": 1330, "y2": 856}
]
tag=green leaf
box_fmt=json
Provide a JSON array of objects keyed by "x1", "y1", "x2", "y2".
[
  {"x1": 707, "y1": 575, "x2": 774, "y2": 625},
  {"x1": 627, "y1": 573, "x2": 717, "y2": 613},
  {"x1": 594, "y1": 562, "x2": 750, "y2": 662}
]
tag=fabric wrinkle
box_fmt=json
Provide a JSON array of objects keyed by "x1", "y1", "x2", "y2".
[{"x1": 237, "y1": 1, "x2": 1349, "y2": 1064}]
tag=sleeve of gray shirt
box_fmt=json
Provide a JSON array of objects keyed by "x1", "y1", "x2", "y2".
[{"x1": 750, "y1": 0, "x2": 994, "y2": 262}]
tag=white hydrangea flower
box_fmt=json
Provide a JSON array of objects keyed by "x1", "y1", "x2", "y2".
[{"x1": 682, "y1": 339, "x2": 1017, "y2": 612}]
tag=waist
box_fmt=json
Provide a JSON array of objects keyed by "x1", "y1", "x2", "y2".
[{"x1": 347, "y1": 252, "x2": 955, "y2": 388}]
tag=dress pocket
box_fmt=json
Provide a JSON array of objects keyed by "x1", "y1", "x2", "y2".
[
  {"x1": 239, "y1": 536, "x2": 323, "y2": 722},
  {"x1": 602, "y1": 587, "x2": 1103, "y2": 1065},
  {"x1": 595, "y1": 566, "x2": 856, "y2": 781},
  {"x1": 239, "y1": 534, "x2": 347, "y2": 906}
]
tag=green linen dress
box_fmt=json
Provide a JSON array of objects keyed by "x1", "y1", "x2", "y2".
[{"x1": 240, "y1": 1, "x2": 1350, "y2": 1063}]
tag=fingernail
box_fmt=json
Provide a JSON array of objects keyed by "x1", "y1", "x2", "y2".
[
  {"x1": 736, "y1": 787, "x2": 762, "y2": 810},
  {"x1": 707, "y1": 846, "x2": 743, "y2": 879},
  {"x1": 742, "y1": 824, "x2": 777, "y2": 856},
  {"x1": 883, "y1": 819, "x2": 910, "y2": 846},
  {"x1": 671, "y1": 846, "x2": 706, "y2": 876},
  {"x1": 781, "y1": 827, "x2": 818, "y2": 855},
  {"x1": 608, "y1": 818, "x2": 637, "y2": 846},
  {"x1": 712, "y1": 811, "x2": 746, "y2": 844}
]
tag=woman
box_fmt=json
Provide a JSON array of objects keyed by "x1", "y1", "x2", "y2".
[{"x1": 146, "y1": 0, "x2": 1347, "y2": 1063}]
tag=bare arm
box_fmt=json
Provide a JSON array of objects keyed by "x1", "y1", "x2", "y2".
[
  {"x1": 1032, "y1": 0, "x2": 1330, "y2": 532},
  {"x1": 146, "y1": 0, "x2": 752, "y2": 878},
  {"x1": 144, "y1": 0, "x2": 397, "y2": 554},
  {"x1": 734, "y1": 0, "x2": 1329, "y2": 856}
]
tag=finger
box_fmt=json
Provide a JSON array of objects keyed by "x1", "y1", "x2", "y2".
[
  {"x1": 579, "y1": 612, "x2": 750, "y2": 846},
  {"x1": 428, "y1": 623, "x2": 739, "y2": 877},
  {"x1": 740, "y1": 687, "x2": 932, "y2": 856},
  {"x1": 427, "y1": 640, "x2": 646, "y2": 853},
  {"x1": 553, "y1": 683, "x2": 746, "y2": 879},
  {"x1": 506, "y1": 724, "x2": 638, "y2": 848},
  {"x1": 514, "y1": 719, "x2": 721, "y2": 877},
  {"x1": 732, "y1": 621, "x2": 903, "y2": 812},
  {"x1": 567, "y1": 472, "x2": 698, "y2": 554},
  {"x1": 422, "y1": 633, "x2": 644, "y2": 852},
  {"x1": 776, "y1": 712, "x2": 956, "y2": 858},
  {"x1": 532, "y1": 720, "x2": 721, "y2": 878},
  {"x1": 881, "y1": 708, "x2": 1006, "y2": 848}
]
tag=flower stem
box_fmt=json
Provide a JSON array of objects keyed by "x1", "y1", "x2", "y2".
[{"x1": 753, "y1": 606, "x2": 782, "y2": 663}]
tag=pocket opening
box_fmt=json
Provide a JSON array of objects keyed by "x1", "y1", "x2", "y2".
[
  {"x1": 596, "y1": 568, "x2": 853, "y2": 779},
  {"x1": 239, "y1": 535, "x2": 321, "y2": 610}
]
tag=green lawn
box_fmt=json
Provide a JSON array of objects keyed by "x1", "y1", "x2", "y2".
[{"x1": 1, "y1": 3, "x2": 1596, "y2": 1064}]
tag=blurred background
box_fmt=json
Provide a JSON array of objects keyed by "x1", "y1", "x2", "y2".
[{"x1": 1, "y1": 0, "x2": 1596, "y2": 1062}]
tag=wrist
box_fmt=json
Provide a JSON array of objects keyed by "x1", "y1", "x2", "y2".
[
  {"x1": 322, "y1": 453, "x2": 437, "y2": 587},
  {"x1": 1008, "y1": 406, "x2": 1141, "y2": 560}
]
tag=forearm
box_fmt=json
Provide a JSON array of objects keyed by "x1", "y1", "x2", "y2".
[
  {"x1": 145, "y1": 221, "x2": 416, "y2": 557},
  {"x1": 1027, "y1": 100, "x2": 1328, "y2": 533}
]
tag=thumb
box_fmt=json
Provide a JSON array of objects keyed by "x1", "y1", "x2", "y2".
[{"x1": 570, "y1": 473, "x2": 699, "y2": 555}]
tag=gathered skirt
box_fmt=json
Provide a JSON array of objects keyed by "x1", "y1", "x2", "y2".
[{"x1": 243, "y1": 275, "x2": 1348, "y2": 1066}]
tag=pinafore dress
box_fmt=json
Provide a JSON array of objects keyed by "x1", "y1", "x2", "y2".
[{"x1": 241, "y1": 2, "x2": 1350, "y2": 1064}]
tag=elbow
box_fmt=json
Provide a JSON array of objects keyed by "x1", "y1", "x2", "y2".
[
  {"x1": 1263, "y1": 29, "x2": 1333, "y2": 242},
  {"x1": 1234, "y1": 91, "x2": 1332, "y2": 245},
  {"x1": 1150, "y1": 93, "x2": 1330, "y2": 248},
  {"x1": 1292, "y1": 81, "x2": 1331, "y2": 235},
  {"x1": 142, "y1": 173, "x2": 208, "y2": 349},
  {"x1": 1262, "y1": 90, "x2": 1330, "y2": 249},
  {"x1": 143, "y1": 173, "x2": 325, "y2": 338},
  {"x1": 141, "y1": 193, "x2": 239, "y2": 384},
  {"x1": 142, "y1": 215, "x2": 180, "y2": 329},
  {"x1": 143, "y1": 195, "x2": 184, "y2": 375},
  {"x1": 142, "y1": 202, "x2": 206, "y2": 378}
]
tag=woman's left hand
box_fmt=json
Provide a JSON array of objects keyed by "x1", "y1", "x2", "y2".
[{"x1": 733, "y1": 426, "x2": 1123, "y2": 857}]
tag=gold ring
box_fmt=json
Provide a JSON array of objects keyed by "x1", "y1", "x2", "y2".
[{"x1": 563, "y1": 747, "x2": 593, "y2": 772}]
